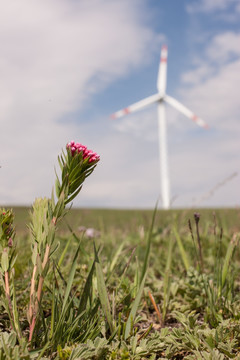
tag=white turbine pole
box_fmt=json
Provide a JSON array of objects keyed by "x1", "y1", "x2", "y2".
[
  {"x1": 157, "y1": 45, "x2": 170, "y2": 208},
  {"x1": 158, "y1": 101, "x2": 170, "y2": 209}
]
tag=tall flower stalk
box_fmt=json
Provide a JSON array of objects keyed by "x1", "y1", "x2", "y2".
[{"x1": 28, "y1": 141, "x2": 100, "y2": 343}]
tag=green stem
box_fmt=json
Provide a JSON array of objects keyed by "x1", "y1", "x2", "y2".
[
  {"x1": 29, "y1": 265, "x2": 37, "y2": 324},
  {"x1": 29, "y1": 244, "x2": 50, "y2": 343},
  {"x1": 4, "y1": 271, "x2": 18, "y2": 336}
]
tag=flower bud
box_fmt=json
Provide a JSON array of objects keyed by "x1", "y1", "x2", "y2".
[
  {"x1": 194, "y1": 212, "x2": 200, "y2": 224},
  {"x1": 8, "y1": 237, "x2": 13, "y2": 248}
]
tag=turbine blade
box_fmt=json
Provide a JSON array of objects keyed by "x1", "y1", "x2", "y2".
[
  {"x1": 164, "y1": 95, "x2": 209, "y2": 129},
  {"x1": 157, "y1": 45, "x2": 168, "y2": 95},
  {"x1": 111, "y1": 93, "x2": 161, "y2": 119}
]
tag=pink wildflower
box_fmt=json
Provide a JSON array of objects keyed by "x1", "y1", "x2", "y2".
[{"x1": 66, "y1": 141, "x2": 100, "y2": 163}]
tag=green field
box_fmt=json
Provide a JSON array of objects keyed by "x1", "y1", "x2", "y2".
[
  {"x1": 1, "y1": 206, "x2": 240, "y2": 359},
  {"x1": 12, "y1": 206, "x2": 240, "y2": 235}
]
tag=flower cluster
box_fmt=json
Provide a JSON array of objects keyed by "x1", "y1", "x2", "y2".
[
  {"x1": 55, "y1": 140, "x2": 100, "y2": 205},
  {"x1": 67, "y1": 141, "x2": 100, "y2": 163}
]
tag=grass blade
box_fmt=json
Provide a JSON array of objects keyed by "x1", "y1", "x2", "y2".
[
  {"x1": 58, "y1": 235, "x2": 74, "y2": 268},
  {"x1": 94, "y1": 242, "x2": 114, "y2": 333},
  {"x1": 140, "y1": 202, "x2": 158, "y2": 283},
  {"x1": 221, "y1": 233, "x2": 238, "y2": 290},
  {"x1": 108, "y1": 241, "x2": 125, "y2": 275},
  {"x1": 61, "y1": 241, "x2": 81, "y2": 315},
  {"x1": 124, "y1": 272, "x2": 147, "y2": 340},
  {"x1": 11, "y1": 275, "x2": 22, "y2": 340},
  {"x1": 162, "y1": 236, "x2": 174, "y2": 323},
  {"x1": 173, "y1": 226, "x2": 190, "y2": 271},
  {"x1": 78, "y1": 259, "x2": 95, "y2": 314}
]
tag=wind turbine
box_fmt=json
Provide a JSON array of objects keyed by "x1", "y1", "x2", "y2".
[{"x1": 111, "y1": 45, "x2": 208, "y2": 209}]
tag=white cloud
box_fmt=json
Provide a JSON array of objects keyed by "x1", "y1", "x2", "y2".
[
  {"x1": 181, "y1": 65, "x2": 215, "y2": 85},
  {"x1": 206, "y1": 32, "x2": 240, "y2": 63},
  {"x1": 182, "y1": 32, "x2": 240, "y2": 86},
  {"x1": 187, "y1": 0, "x2": 239, "y2": 13},
  {"x1": 179, "y1": 33, "x2": 240, "y2": 131},
  {"x1": 0, "y1": 0, "x2": 161, "y2": 206}
]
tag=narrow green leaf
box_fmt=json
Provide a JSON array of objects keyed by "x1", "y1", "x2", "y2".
[
  {"x1": 57, "y1": 236, "x2": 73, "y2": 268},
  {"x1": 61, "y1": 241, "x2": 81, "y2": 313},
  {"x1": 162, "y1": 236, "x2": 174, "y2": 322},
  {"x1": 65, "y1": 185, "x2": 82, "y2": 205},
  {"x1": 12, "y1": 275, "x2": 22, "y2": 340},
  {"x1": 173, "y1": 226, "x2": 190, "y2": 271},
  {"x1": 55, "y1": 176, "x2": 60, "y2": 199},
  {"x1": 124, "y1": 272, "x2": 147, "y2": 340},
  {"x1": 57, "y1": 155, "x2": 63, "y2": 171},
  {"x1": 221, "y1": 234, "x2": 238, "y2": 289},
  {"x1": 36, "y1": 253, "x2": 42, "y2": 275},
  {"x1": 94, "y1": 242, "x2": 114, "y2": 333},
  {"x1": 49, "y1": 280, "x2": 56, "y2": 340},
  {"x1": 53, "y1": 191, "x2": 65, "y2": 218},
  {"x1": 78, "y1": 260, "x2": 95, "y2": 314},
  {"x1": 1, "y1": 249, "x2": 9, "y2": 272},
  {"x1": 108, "y1": 241, "x2": 125, "y2": 274},
  {"x1": 35, "y1": 341, "x2": 50, "y2": 360},
  {"x1": 32, "y1": 243, "x2": 38, "y2": 265},
  {"x1": 140, "y1": 202, "x2": 158, "y2": 283}
]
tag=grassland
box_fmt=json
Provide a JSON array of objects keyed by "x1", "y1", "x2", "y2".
[{"x1": 1, "y1": 206, "x2": 240, "y2": 359}]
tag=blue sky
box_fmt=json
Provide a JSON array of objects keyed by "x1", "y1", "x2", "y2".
[{"x1": 0, "y1": 0, "x2": 239, "y2": 209}]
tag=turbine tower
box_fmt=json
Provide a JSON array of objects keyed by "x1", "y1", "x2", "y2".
[{"x1": 111, "y1": 45, "x2": 208, "y2": 209}]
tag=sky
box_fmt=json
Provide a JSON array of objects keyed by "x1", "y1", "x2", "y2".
[{"x1": 0, "y1": 0, "x2": 239, "y2": 209}]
